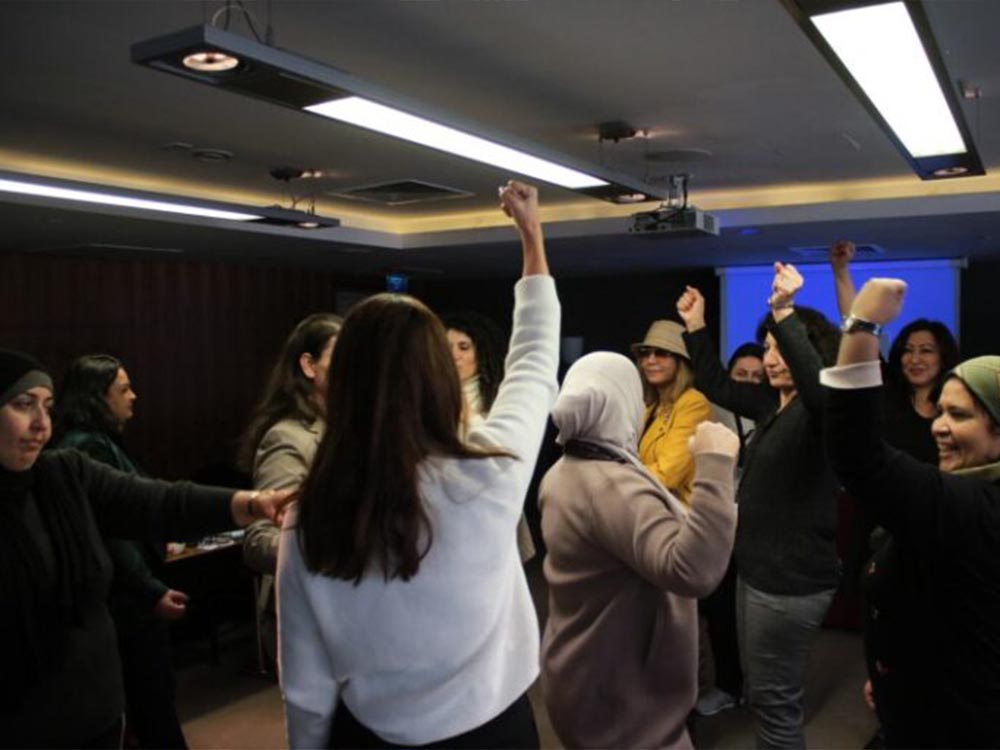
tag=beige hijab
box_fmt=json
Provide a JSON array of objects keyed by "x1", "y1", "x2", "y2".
[{"x1": 552, "y1": 352, "x2": 687, "y2": 516}]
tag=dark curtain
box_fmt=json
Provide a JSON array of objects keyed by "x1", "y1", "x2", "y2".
[{"x1": 0, "y1": 252, "x2": 379, "y2": 480}]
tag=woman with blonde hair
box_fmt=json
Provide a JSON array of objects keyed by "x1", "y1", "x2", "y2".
[{"x1": 632, "y1": 319, "x2": 713, "y2": 505}]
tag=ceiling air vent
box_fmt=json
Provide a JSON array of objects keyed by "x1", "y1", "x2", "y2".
[
  {"x1": 789, "y1": 243, "x2": 885, "y2": 260},
  {"x1": 330, "y1": 180, "x2": 473, "y2": 206}
]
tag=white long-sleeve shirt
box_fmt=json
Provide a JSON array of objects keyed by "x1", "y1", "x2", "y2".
[{"x1": 277, "y1": 275, "x2": 560, "y2": 748}]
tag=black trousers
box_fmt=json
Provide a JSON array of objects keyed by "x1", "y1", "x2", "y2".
[
  {"x1": 117, "y1": 618, "x2": 187, "y2": 749},
  {"x1": 327, "y1": 691, "x2": 539, "y2": 750},
  {"x1": 698, "y1": 556, "x2": 744, "y2": 696},
  {"x1": 79, "y1": 716, "x2": 124, "y2": 750}
]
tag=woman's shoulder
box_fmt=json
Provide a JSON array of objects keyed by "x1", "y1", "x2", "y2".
[
  {"x1": 676, "y1": 387, "x2": 712, "y2": 411},
  {"x1": 59, "y1": 428, "x2": 108, "y2": 449},
  {"x1": 262, "y1": 417, "x2": 321, "y2": 444}
]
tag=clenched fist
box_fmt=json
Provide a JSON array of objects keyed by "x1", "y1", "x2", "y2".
[
  {"x1": 850, "y1": 278, "x2": 907, "y2": 326},
  {"x1": 688, "y1": 421, "x2": 740, "y2": 461}
]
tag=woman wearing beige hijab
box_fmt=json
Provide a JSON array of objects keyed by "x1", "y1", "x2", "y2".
[{"x1": 539, "y1": 352, "x2": 738, "y2": 749}]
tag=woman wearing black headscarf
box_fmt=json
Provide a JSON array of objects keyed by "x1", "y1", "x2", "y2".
[{"x1": 0, "y1": 349, "x2": 290, "y2": 749}]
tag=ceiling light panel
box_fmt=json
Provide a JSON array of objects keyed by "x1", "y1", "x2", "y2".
[
  {"x1": 0, "y1": 172, "x2": 339, "y2": 229},
  {"x1": 0, "y1": 177, "x2": 260, "y2": 221},
  {"x1": 131, "y1": 25, "x2": 660, "y2": 203},
  {"x1": 811, "y1": 2, "x2": 963, "y2": 157},
  {"x1": 306, "y1": 97, "x2": 606, "y2": 190},
  {"x1": 781, "y1": 0, "x2": 984, "y2": 180}
]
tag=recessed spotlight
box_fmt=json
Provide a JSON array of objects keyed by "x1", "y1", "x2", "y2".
[
  {"x1": 932, "y1": 166, "x2": 969, "y2": 177},
  {"x1": 297, "y1": 220, "x2": 321, "y2": 229},
  {"x1": 182, "y1": 50, "x2": 239, "y2": 72},
  {"x1": 192, "y1": 148, "x2": 233, "y2": 163}
]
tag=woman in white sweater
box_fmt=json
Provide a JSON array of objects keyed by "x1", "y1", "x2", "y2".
[{"x1": 277, "y1": 180, "x2": 560, "y2": 749}]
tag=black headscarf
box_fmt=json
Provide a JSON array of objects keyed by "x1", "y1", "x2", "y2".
[{"x1": 0, "y1": 349, "x2": 104, "y2": 711}]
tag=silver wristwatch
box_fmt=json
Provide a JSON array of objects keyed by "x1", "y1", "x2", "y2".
[{"x1": 841, "y1": 314, "x2": 883, "y2": 336}]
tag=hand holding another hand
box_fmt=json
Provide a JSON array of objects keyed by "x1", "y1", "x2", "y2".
[{"x1": 258, "y1": 488, "x2": 297, "y2": 525}]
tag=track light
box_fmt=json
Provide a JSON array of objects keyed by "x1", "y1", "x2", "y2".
[
  {"x1": 781, "y1": 0, "x2": 984, "y2": 180},
  {"x1": 0, "y1": 172, "x2": 339, "y2": 229},
  {"x1": 131, "y1": 25, "x2": 663, "y2": 203}
]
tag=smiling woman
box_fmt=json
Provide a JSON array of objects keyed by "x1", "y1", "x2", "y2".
[{"x1": 822, "y1": 278, "x2": 1000, "y2": 748}]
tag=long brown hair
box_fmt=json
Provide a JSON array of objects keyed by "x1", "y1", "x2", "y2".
[
  {"x1": 297, "y1": 293, "x2": 509, "y2": 584},
  {"x1": 239, "y1": 313, "x2": 343, "y2": 471}
]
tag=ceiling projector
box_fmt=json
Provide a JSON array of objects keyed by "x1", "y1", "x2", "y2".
[{"x1": 629, "y1": 206, "x2": 719, "y2": 237}]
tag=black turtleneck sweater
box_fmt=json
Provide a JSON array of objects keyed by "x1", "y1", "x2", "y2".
[{"x1": 3, "y1": 449, "x2": 234, "y2": 749}]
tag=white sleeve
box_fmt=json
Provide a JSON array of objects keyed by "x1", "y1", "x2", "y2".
[
  {"x1": 277, "y1": 518, "x2": 340, "y2": 749},
  {"x1": 819, "y1": 360, "x2": 883, "y2": 389},
  {"x1": 467, "y1": 275, "x2": 560, "y2": 475}
]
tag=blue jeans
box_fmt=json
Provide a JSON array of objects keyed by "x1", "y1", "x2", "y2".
[{"x1": 736, "y1": 577, "x2": 835, "y2": 749}]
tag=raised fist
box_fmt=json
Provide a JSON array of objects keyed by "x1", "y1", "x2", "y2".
[
  {"x1": 829, "y1": 240, "x2": 856, "y2": 271},
  {"x1": 850, "y1": 278, "x2": 907, "y2": 326},
  {"x1": 676, "y1": 286, "x2": 706, "y2": 331},
  {"x1": 688, "y1": 420, "x2": 740, "y2": 461}
]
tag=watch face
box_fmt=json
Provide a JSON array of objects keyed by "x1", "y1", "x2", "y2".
[{"x1": 843, "y1": 316, "x2": 880, "y2": 335}]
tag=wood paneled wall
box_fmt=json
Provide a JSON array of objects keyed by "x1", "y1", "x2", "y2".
[{"x1": 0, "y1": 252, "x2": 380, "y2": 480}]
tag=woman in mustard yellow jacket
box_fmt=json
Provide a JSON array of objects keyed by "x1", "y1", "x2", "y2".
[{"x1": 633, "y1": 320, "x2": 713, "y2": 506}]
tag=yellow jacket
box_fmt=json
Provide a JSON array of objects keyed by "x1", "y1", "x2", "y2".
[{"x1": 639, "y1": 387, "x2": 713, "y2": 506}]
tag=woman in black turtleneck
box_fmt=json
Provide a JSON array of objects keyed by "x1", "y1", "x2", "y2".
[
  {"x1": 56, "y1": 354, "x2": 189, "y2": 749},
  {"x1": 0, "y1": 349, "x2": 289, "y2": 749}
]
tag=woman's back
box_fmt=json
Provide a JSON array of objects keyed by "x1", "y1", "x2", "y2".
[{"x1": 278, "y1": 184, "x2": 559, "y2": 749}]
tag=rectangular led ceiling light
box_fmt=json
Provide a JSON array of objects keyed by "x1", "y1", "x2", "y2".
[
  {"x1": 0, "y1": 177, "x2": 261, "y2": 221},
  {"x1": 0, "y1": 173, "x2": 339, "y2": 229},
  {"x1": 782, "y1": 0, "x2": 984, "y2": 180},
  {"x1": 305, "y1": 98, "x2": 605, "y2": 190},
  {"x1": 131, "y1": 25, "x2": 661, "y2": 203}
]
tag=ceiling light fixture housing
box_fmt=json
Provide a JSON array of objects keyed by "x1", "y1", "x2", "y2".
[
  {"x1": 0, "y1": 171, "x2": 339, "y2": 229},
  {"x1": 131, "y1": 25, "x2": 663, "y2": 203},
  {"x1": 781, "y1": 0, "x2": 984, "y2": 180}
]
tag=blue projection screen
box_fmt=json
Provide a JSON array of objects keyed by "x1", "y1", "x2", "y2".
[{"x1": 717, "y1": 260, "x2": 963, "y2": 361}]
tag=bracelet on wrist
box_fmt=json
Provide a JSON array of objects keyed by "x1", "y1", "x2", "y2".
[
  {"x1": 246, "y1": 491, "x2": 261, "y2": 519},
  {"x1": 841, "y1": 314, "x2": 883, "y2": 336}
]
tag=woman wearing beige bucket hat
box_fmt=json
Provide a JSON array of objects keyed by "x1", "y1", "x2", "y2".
[
  {"x1": 632, "y1": 320, "x2": 713, "y2": 507},
  {"x1": 822, "y1": 277, "x2": 1000, "y2": 749}
]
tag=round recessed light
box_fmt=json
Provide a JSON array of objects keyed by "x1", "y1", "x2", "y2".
[
  {"x1": 933, "y1": 166, "x2": 969, "y2": 177},
  {"x1": 192, "y1": 148, "x2": 233, "y2": 163},
  {"x1": 297, "y1": 220, "x2": 321, "y2": 229},
  {"x1": 182, "y1": 50, "x2": 240, "y2": 72}
]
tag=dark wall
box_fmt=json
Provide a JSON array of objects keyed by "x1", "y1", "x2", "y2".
[
  {"x1": 416, "y1": 268, "x2": 722, "y2": 360},
  {"x1": 960, "y1": 259, "x2": 1000, "y2": 359},
  {"x1": 0, "y1": 252, "x2": 381, "y2": 480},
  {"x1": 7, "y1": 244, "x2": 996, "y2": 483}
]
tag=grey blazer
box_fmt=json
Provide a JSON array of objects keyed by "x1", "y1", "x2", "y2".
[{"x1": 242, "y1": 418, "x2": 323, "y2": 575}]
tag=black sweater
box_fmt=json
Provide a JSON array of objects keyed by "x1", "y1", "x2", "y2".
[
  {"x1": 6, "y1": 449, "x2": 234, "y2": 749},
  {"x1": 826, "y1": 384, "x2": 1000, "y2": 749},
  {"x1": 684, "y1": 315, "x2": 840, "y2": 595}
]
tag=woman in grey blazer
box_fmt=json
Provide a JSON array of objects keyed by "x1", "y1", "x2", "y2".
[{"x1": 240, "y1": 313, "x2": 342, "y2": 574}]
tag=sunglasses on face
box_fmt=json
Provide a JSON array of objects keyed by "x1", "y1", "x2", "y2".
[{"x1": 635, "y1": 346, "x2": 672, "y2": 359}]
